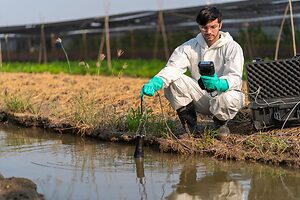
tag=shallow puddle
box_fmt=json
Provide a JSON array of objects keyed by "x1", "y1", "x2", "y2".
[{"x1": 0, "y1": 124, "x2": 300, "y2": 200}]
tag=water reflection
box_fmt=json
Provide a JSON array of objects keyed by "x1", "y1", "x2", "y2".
[
  {"x1": 166, "y1": 158, "x2": 300, "y2": 200},
  {"x1": 135, "y1": 159, "x2": 147, "y2": 199},
  {"x1": 166, "y1": 158, "x2": 250, "y2": 199},
  {"x1": 0, "y1": 123, "x2": 300, "y2": 200}
]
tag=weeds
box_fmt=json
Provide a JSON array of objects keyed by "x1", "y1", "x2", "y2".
[
  {"x1": 197, "y1": 127, "x2": 216, "y2": 149},
  {"x1": 261, "y1": 134, "x2": 289, "y2": 155},
  {"x1": 117, "y1": 62, "x2": 128, "y2": 78},
  {"x1": 56, "y1": 38, "x2": 71, "y2": 73},
  {"x1": 244, "y1": 133, "x2": 289, "y2": 155},
  {"x1": 124, "y1": 107, "x2": 144, "y2": 132},
  {"x1": 116, "y1": 49, "x2": 124, "y2": 58},
  {"x1": 71, "y1": 93, "x2": 102, "y2": 128},
  {"x1": 78, "y1": 61, "x2": 90, "y2": 74},
  {"x1": 118, "y1": 107, "x2": 175, "y2": 136},
  {"x1": 116, "y1": 49, "x2": 127, "y2": 78},
  {"x1": 145, "y1": 117, "x2": 175, "y2": 137},
  {"x1": 3, "y1": 94, "x2": 34, "y2": 113},
  {"x1": 96, "y1": 53, "x2": 106, "y2": 76}
]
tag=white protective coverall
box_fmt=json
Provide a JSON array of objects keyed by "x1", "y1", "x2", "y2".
[{"x1": 155, "y1": 31, "x2": 244, "y2": 121}]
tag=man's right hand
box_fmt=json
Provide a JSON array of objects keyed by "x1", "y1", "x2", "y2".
[{"x1": 140, "y1": 76, "x2": 163, "y2": 98}]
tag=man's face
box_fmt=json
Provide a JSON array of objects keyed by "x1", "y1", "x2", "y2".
[{"x1": 199, "y1": 18, "x2": 222, "y2": 45}]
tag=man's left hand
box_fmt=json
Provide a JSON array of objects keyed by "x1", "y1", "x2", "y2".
[
  {"x1": 200, "y1": 73, "x2": 229, "y2": 92},
  {"x1": 200, "y1": 73, "x2": 218, "y2": 90}
]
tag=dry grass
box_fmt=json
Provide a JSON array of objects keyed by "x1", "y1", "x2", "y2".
[{"x1": 0, "y1": 72, "x2": 175, "y2": 130}]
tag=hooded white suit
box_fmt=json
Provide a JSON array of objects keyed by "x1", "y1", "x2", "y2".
[{"x1": 155, "y1": 31, "x2": 244, "y2": 121}]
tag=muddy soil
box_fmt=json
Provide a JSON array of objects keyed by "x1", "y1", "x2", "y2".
[{"x1": 0, "y1": 72, "x2": 299, "y2": 168}]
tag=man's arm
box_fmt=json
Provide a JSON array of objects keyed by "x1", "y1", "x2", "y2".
[
  {"x1": 140, "y1": 42, "x2": 193, "y2": 98},
  {"x1": 155, "y1": 43, "x2": 192, "y2": 87},
  {"x1": 219, "y1": 41, "x2": 244, "y2": 90}
]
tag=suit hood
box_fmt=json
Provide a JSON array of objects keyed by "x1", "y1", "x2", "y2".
[{"x1": 196, "y1": 31, "x2": 233, "y2": 49}]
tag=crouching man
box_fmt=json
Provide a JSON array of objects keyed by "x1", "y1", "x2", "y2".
[{"x1": 140, "y1": 6, "x2": 244, "y2": 137}]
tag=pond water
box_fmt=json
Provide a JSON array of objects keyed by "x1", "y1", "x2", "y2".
[{"x1": 0, "y1": 123, "x2": 300, "y2": 200}]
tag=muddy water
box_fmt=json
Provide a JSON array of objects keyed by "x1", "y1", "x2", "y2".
[{"x1": 0, "y1": 124, "x2": 300, "y2": 200}]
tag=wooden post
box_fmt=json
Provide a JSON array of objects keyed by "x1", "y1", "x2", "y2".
[
  {"x1": 5, "y1": 34, "x2": 10, "y2": 62},
  {"x1": 275, "y1": 4, "x2": 289, "y2": 60},
  {"x1": 158, "y1": 11, "x2": 169, "y2": 60},
  {"x1": 129, "y1": 27, "x2": 135, "y2": 58},
  {"x1": 153, "y1": 13, "x2": 161, "y2": 59},
  {"x1": 50, "y1": 33, "x2": 56, "y2": 52},
  {"x1": 38, "y1": 35, "x2": 42, "y2": 64},
  {"x1": 288, "y1": 0, "x2": 296, "y2": 57},
  {"x1": 42, "y1": 25, "x2": 47, "y2": 63},
  {"x1": 104, "y1": 16, "x2": 112, "y2": 72},
  {"x1": 39, "y1": 25, "x2": 47, "y2": 64},
  {"x1": 82, "y1": 32, "x2": 87, "y2": 60},
  {"x1": 243, "y1": 23, "x2": 253, "y2": 59}
]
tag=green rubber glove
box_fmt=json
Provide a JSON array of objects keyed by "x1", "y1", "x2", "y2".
[
  {"x1": 200, "y1": 73, "x2": 229, "y2": 92},
  {"x1": 140, "y1": 76, "x2": 163, "y2": 98}
]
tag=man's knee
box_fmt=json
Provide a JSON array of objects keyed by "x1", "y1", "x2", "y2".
[
  {"x1": 210, "y1": 91, "x2": 244, "y2": 120},
  {"x1": 222, "y1": 91, "x2": 244, "y2": 110},
  {"x1": 164, "y1": 75, "x2": 202, "y2": 110}
]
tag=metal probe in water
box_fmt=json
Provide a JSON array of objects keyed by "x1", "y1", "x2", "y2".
[{"x1": 134, "y1": 96, "x2": 144, "y2": 159}]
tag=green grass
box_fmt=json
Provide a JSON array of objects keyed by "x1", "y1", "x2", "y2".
[
  {"x1": 3, "y1": 94, "x2": 34, "y2": 113},
  {"x1": 116, "y1": 107, "x2": 176, "y2": 136},
  {"x1": 0, "y1": 60, "x2": 165, "y2": 78},
  {"x1": 0, "y1": 59, "x2": 248, "y2": 80}
]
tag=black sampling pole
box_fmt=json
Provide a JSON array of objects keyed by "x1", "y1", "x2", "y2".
[{"x1": 134, "y1": 97, "x2": 144, "y2": 159}]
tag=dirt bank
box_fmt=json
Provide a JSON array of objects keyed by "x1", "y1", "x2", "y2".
[
  {"x1": 0, "y1": 72, "x2": 299, "y2": 168},
  {"x1": 0, "y1": 173, "x2": 44, "y2": 200}
]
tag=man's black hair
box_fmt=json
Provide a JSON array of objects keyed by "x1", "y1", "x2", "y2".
[{"x1": 196, "y1": 6, "x2": 222, "y2": 26}]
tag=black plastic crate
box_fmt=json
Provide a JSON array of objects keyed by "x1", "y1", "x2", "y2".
[{"x1": 246, "y1": 56, "x2": 300, "y2": 130}]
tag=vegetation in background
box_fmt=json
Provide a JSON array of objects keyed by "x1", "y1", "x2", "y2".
[
  {"x1": 1, "y1": 25, "x2": 299, "y2": 80},
  {"x1": 68, "y1": 31, "x2": 195, "y2": 57},
  {"x1": 0, "y1": 59, "x2": 165, "y2": 78},
  {"x1": 0, "y1": 59, "x2": 251, "y2": 80},
  {"x1": 236, "y1": 24, "x2": 300, "y2": 60}
]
